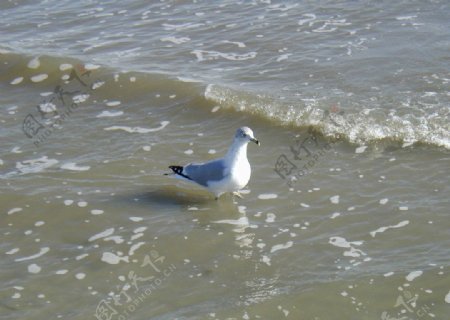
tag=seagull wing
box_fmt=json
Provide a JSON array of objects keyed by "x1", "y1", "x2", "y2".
[{"x1": 183, "y1": 158, "x2": 228, "y2": 187}]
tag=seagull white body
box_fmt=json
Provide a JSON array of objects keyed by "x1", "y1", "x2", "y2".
[
  {"x1": 167, "y1": 127, "x2": 259, "y2": 199},
  {"x1": 208, "y1": 137, "x2": 251, "y2": 196}
]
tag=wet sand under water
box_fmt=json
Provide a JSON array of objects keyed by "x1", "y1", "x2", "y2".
[{"x1": 1, "y1": 55, "x2": 449, "y2": 319}]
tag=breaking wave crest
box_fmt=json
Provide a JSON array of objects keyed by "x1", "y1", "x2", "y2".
[
  {"x1": 205, "y1": 84, "x2": 450, "y2": 149},
  {"x1": 1, "y1": 50, "x2": 448, "y2": 150}
]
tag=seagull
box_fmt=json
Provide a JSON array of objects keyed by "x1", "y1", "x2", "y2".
[{"x1": 166, "y1": 127, "x2": 260, "y2": 199}]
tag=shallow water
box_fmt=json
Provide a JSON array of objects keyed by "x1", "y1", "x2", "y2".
[{"x1": 1, "y1": 1, "x2": 449, "y2": 319}]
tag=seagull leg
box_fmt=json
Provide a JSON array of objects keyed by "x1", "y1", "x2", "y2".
[{"x1": 233, "y1": 191, "x2": 244, "y2": 199}]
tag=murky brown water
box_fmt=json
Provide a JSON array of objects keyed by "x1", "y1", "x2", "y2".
[{"x1": 1, "y1": 1, "x2": 449, "y2": 319}]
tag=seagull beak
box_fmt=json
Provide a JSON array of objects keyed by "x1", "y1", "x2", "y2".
[{"x1": 251, "y1": 137, "x2": 260, "y2": 146}]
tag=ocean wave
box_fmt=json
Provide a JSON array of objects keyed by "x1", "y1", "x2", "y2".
[
  {"x1": 1, "y1": 51, "x2": 448, "y2": 150},
  {"x1": 205, "y1": 84, "x2": 450, "y2": 150}
]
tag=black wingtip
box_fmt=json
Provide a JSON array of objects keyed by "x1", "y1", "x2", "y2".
[
  {"x1": 168, "y1": 165, "x2": 192, "y2": 181},
  {"x1": 168, "y1": 165, "x2": 183, "y2": 174}
]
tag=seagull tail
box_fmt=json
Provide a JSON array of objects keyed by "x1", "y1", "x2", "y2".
[{"x1": 166, "y1": 165, "x2": 193, "y2": 181}]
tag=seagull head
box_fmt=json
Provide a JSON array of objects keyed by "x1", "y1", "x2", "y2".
[{"x1": 235, "y1": 126, "x2": 260, "y2": 146}]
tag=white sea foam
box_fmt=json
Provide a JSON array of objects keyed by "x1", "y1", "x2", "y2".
[
  {"x1": 396, "y1": 15, "x2": 417, "y2": 21},
  {"x1": 300, "y1": 203, "x2": 310, "y2": 208},
  {"x1": 406, "y1": 270, "x2": 423, "y2": 281},
  {"x1": 204, "y1": 80, "x2": 450, "y2": 150},
  {"x1": 355, "y1": 146, "x2": 367, "y2": 154},
  {"x1": 265, "y1": 213, "x2": 276, "y2": 223},
  {"x1": 160, "y1": 36, "x2": 191, "y2": 44},
  {"x1": 104, "y1": 236, "x2": 124, "y2": 244},
  {"x1": 84, "y1": 63, "x2": 100, "y2": 70},
  {"x1": 131, "y1": 233, "x2": 144, "y2": 241},
  {"x1": 96, "y1": 110, "x2": 124, "y2": 118},
  {"x1": 55, "y1": 269, "x2": 68, "y2": 275},
  {"x1": 61, "y1": 163, "x2": 91, "y2": 171},
  {"x1": 59, "y1": 63, "x2": 73, "y2": 71},
  {"x1": 12, "y1": 293, "x2": 21, "y2": 299},
  {"x1": 16, "y1": 156, "x2": 59, "y2": 174},
  {"x1": 330, "y1": 195, "x2": 340, "y2": 204},
  {"x1": 92, "y1": 80, "x2": 105, "y2": 89},
  {"x1": 129, "y1": 242, "x2": 145, "y2": 256},
  {"x1": 88, "y1": 228, "x2": 115, "y2": 242},
  {"x1": 10, "y1": 77, "x2": 24, "y2": 85},
  {"x1": 30, "y1": 74, "x2": 48, "y2": 82},
  {"x1": 257, "y1": 243, "x2": 266, "y2": 249},
  {"x1": 104, "y1": 121, "x2": 169, "y2": 133},
  {"x1": 106, "y1": 100, "x2": 121, "y2": 107},
  {"x1": 75, "y1": 273, "x2": 86, "y2": 280},
  {"x1": 298, "y1": 13, "x2": 316, "y2": 26},
  {"x1": 238, "y1": 206, "x2": 246, "y2": 214},
  {"x1": 28, "y1": 264, "x2": 41, "y2": 274},
  {"x1": 11, "y1": 146, "x2": 22, "y2": 154},
  {"x1": 370, "y1": 220, "x2": 409, "y2": 238},
  {"x1": 101, "y1": 252, "x2": 129, "y2": 264},
  {"x1": 90, "y1": 209, "x2": 104, "y2": 215},
  {"x1": 445, "y1": 291, "x2": 450, "y2": 303},
  {"x1": 222, "y1": 40, "x2": 246, "y2": 48},
  {"x1": 6, "y1": 248, "x2": 20, "y2": 255},
  {"x1": 75, "y1": 253, "x2": 88, "y2": 261},
  {"x1": 329, "y1": 237, "x2": 360, "y2": 249},
  {"x1": 330, "y1": 212, "x2": 341, "y2": 219},
  {"x1": 329, "y1": 236, "x2": 366, "y2": 260},
  {"x1": 213, "y1": 217, "x2": 249, "y2": 226},
  {"x1": 72, "y1": 94, "x2": 90, "y2": 103},
  {"x1": 27, "y1": 57, "x2": 40, "y2": 69},
  {"x1": 261, "y1": 255, "x2": 271, "y2": 266},
  {"x1": 15, "y1": 247, "x2": 50, "y2": 262},
  {"x1": 38, "y1": 102, "x2": 57, "y2": 113},
  {"x1": 258, "y1": 193, "x2": 278, "y2": 200},
  {"x1": 192, "y1": 50, "x2": 257, "y2": 62},
  {"x1": 8, "y1": 208, "x2": 23, "y2": 215},
  {"x1": 270, "y1": 241, "x2": 293, "y2": 253},
  {"x1": 276, "y1": 54, "x2": 291, "y2": 62},
  {"x1": 133, "y1": 226, "x2": 147, "y2": 234}
]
